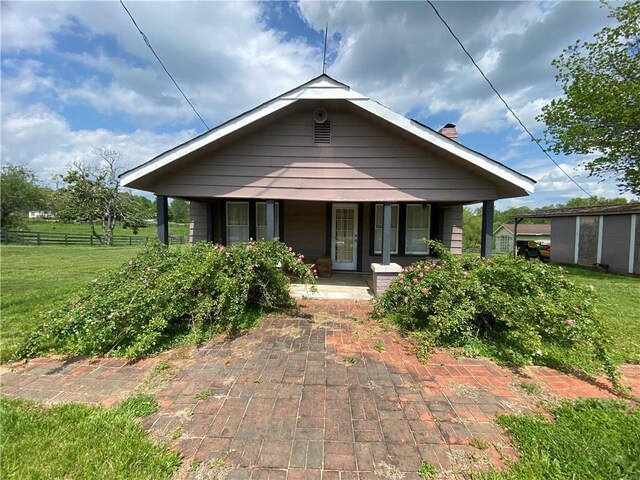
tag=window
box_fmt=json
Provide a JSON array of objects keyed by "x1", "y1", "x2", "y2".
[
  {"x1": 226, "y1": 202, "x2": 249, "y2": 245},
  {"x1": 405, "y1": 204, "x2": 430, "y2": 254},
  {"x1": 256, "y1": 202, "x2": 280, "y2": 240},
  {"x1": 374, "y1": 204, "x2": 399, "y2": 254}
]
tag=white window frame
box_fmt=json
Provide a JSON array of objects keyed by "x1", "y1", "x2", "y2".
[
  {"x1": 374, "y1": 204, "x2": 399, "y2": 254},
  {"x1": 405, "y1": 204, "x2": 431, "y2": 254},
  {"x1": 255, "y1": 201, "x2": 280, "y2": 240},
  {"x1": 226, "y1": 201, "x2": 250, "y2": 245}
]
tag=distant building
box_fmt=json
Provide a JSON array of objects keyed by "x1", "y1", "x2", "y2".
[
  {"x1": 493, "y1": 223, "x2": 551, "y2": 254},
  {"x1": 28, "y1": 211, "x2": 54, "y2": 219},
  {"x1": 516, "y1": 203, "x2": 640, "y2": 275}
]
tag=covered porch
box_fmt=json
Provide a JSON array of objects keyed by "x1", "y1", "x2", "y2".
[{"x1": 155, "y1": 196, "x2": 497, "y2": 295}]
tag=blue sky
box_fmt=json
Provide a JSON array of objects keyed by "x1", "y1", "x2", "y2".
[{"x1": 1, "y1": 1, "x2": 634, "y2": 209}]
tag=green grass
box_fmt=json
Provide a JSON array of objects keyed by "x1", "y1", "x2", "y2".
[
  {"x1": 0, "y1": 245, "x2": 142, "y2": 362},
  {"x1": 561, "y1": 265, "x2": 640, "y2": 364},
  {"x1": 0, "y1": 396, "x2": 181, "y2": 479},
  {"x1": 480, "y1": 399, "x2": 640, "y2": 479},
  {"x1": 21, "y1": 219, "x2": 190, "y2": 237}
]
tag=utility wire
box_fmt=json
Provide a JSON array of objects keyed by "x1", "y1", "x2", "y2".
[
  {"x1": 426, "y1": 0, "x2": 594, "y2": 198},
  {"x1": 119, "y1": 0, "x2": 210, "y2": 131}
]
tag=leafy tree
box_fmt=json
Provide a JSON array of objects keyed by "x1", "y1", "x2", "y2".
[
  {"x1": 130, "y1": 195, "x2": 156, "y2": 220},
  {"x1": 56, "y1": 147, "x2": 146, "y2": 245},
  {"x1": 462, "y1": 206, "x2": 482, "y2": 251},
  {"x1": 169, "y1": 199, "x2": 189, "y2": 223},
  {"x1": 0, "y1": 164, "x2": 46, "y2": 229},
  {"x1": 541, "y1": 195, "x2": 629, "y2": 209},
  {"x1": 539, "y1": 1, "x2": 640, "y2": 195}
]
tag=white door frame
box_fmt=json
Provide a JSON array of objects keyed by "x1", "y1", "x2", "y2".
[{"x1": 331, "y1": 203, "x2": 358, "y2": 271}]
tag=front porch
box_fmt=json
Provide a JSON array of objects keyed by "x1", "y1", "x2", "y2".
[{"x1": 157, "y1": 197, "x2": 496, "y2": 295}]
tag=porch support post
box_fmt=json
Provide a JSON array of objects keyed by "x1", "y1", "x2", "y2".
[
  {"x1": 382, "y1": 202, "x2": 392, "y2": 265},
  {"x1": 266, "y1": 200, "x2": 275, "y2": 240},
  {"x1": 481, "y1": 200, "x2": 494, "y2": 258},
  {"x1": 513, "y1": 217, "x2": 522, "y2": 257},
  {"x1": 157, "y1": 195, "x2": 169, "y2": 245}
]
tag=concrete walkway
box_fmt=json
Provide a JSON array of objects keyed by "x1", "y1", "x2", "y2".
[
  {"x1": 290, "y1": 274, "x2": 374, "y2": 301},
  {"x1": 2, "y1": 300, "x2": 638, "y2": 480}
]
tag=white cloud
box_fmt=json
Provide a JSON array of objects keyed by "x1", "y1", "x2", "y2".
[
  {"x1": 0, "y1": 2, "x2": 69, "y2": 51},
  {"x1": 1, "y1": 0, "x2": 630, "y2": 208},
  {"x1": 1, "y1": 103, "x2": 195, "y2": 183}
]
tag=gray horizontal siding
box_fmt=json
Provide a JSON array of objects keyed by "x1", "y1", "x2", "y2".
[
  {"x1": 442, "y1": 206, "x2": 463, "y2": 254},
  {"x1": 156, "y1": 108, "x2": 498, "y2": 202},
  {"x1": 283, "y1": 201, "x2": 327, "y2": 260},
  {"x1": 189, "y1": 201, "x2": 208, "y2": 243}
]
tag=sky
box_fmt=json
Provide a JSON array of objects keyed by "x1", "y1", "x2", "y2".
[{"x1": 1, "y1": 0, "x2": 635, "y2": 209}]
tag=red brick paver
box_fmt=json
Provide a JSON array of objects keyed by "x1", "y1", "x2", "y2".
[{"x1": 2, "y1": 299, "x2": 638, "y2": 479}]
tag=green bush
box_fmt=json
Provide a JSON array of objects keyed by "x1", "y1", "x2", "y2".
[
  {"x1": 18, "y1": 240, "x2": 315, "y2": 360},
  {"x1": 374, "y1": 241, "x2": 617, "y2": 384}
]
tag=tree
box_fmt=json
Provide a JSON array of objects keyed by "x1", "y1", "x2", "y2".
[
  {"x1": 539, "y1": 1, "x2": 640, "y2": 195},
  {"x1": 169, "y1": 199, "x2": 189, "y2": 223},
  {"x1": 0, "y1": 164, "x2": 46, "y2": 229},
  {"x1": 130, "y1": 194, "x2": 156, "y2": 220},
  {"x1": 56, "y1": 147, "x2": 146, "y2": 245},
  {"x1": 541, "y1": 195, "x2": 629, "y2": 209}
]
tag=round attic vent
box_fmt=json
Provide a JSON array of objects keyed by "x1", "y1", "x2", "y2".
[{"x1": 313, "y1": 108, "x2": 328, "y2": 124}]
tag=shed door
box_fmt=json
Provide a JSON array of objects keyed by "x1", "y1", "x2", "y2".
[
  {"x1": 577, "y1": 216, "x2": 599, "y2": 266},
  {"x1": 331, "y1": 204, "x2": 358, "y2": 271}
]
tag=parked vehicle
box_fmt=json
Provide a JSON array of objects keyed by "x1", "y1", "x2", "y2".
[{"x1": 517, "y1": 240, "x2": 550, "y2": 262}]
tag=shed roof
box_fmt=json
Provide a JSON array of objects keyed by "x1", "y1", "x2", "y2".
[
  {"x1": 495, "y1": 223, "x2": 551, "y2": 235},
  {"x1": 516, "y1": 203, "x2": 640, "y2": 218},
  {"x1": 120, "y1": 74, "x2": 535, "y2": 197}
]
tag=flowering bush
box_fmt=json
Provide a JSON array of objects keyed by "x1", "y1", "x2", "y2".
[
  {"x1": 18, "y1": 240, "x2": 315, "y2": 360},
  {"x1": 375, "y1": 240, "x2": 618, "y2": 384}
]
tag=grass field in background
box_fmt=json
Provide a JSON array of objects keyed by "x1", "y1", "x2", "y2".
[
  {"x1": 0, "y1": 245, "x2": 142, "y2": 361},
  {"x1": 21, "y1": 219, "x2": 190, "y2": 237}
]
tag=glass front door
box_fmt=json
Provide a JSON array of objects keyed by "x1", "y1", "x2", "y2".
[{"x1": 331, "y1": 204, "x2": 358, "y2": 271}]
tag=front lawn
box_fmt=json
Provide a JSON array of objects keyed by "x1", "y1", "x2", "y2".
[
  {"x1": 0, "y1": 245, "x2": 141, "y2": 362},
  {"x1": 562, "y1": 265, "x2": 640, "y2": 364},
  {"x1": 0, "y1": 396, "x2": 181, "y2": 479},
  {"x1": 481, "y1": 399, "x2": 640, "y2": 479}
]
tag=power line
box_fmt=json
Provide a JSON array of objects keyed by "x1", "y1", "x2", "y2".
[
  {"x1": 426, "y1": 0, "x2": 594, "y2": 198},
  {"x1": 119, "y1": 0, "x2": 210, "y2": 131}
]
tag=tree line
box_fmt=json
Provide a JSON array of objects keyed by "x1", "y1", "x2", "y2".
[{"x1": 0, "y1": 147, "x2": 190, "y2": 245}]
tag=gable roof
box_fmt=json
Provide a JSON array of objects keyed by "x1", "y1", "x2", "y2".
[
  {"x1": 120, "y1": 74, "x2": 535, "y2": 195},
  {"x1": 494, "y1": 223, "x2": 551, "y2": 236},
  {"x1": 515, "y1": 203, "x2": 640, "y2": 218}
]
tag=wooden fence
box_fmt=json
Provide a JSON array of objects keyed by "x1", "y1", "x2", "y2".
[{"x1": 0, "y1": 230, "x2": 186, "y2": 246}]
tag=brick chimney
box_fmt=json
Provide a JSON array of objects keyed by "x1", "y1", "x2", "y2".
[{"x1": 438, "y1": 123, "x2": 458, "y2": 142}]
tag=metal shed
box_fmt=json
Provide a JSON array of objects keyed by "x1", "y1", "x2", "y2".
[{"x1": 514, "y1": 204, "x2": 640, "y2": 275}]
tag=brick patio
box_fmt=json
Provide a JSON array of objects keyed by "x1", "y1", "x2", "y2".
[{"x1": 2, "y1": 299, "x2": 638, "y2": 479}]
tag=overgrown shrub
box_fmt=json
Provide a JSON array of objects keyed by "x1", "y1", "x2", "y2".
[
  {"x1": 375, "y1": 241, "x2": 618, "y2": 384},
  {"x1": 18, "y1": 240, "x2": 315, "y2": 360}
]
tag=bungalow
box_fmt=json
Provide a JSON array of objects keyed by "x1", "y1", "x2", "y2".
[
  {"x1": 121, "y1": 75, "x2": 535, "y2": 291},
  {"x1": 493, "y1": 223, "x2": 551, "y2": 254}
]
